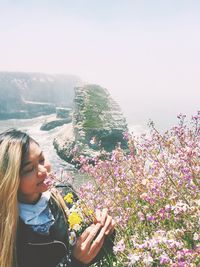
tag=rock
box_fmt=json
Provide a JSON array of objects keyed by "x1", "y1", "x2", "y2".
[
  {"x1": 53, "y1": 123, "x2": 76, "y2": 163},
  {"x1": 73, "y1": 84, "x2": 128, "y2": 151},
  {"x1": 54, "y1": 84, "x2": 128, "y2": 166},
  {"x1": 56, "y1": 107, "x2": 72, "y2": 119},
  {"x1": 40, "y1": 118, "x2": 72, "y2": 131},
  {"x1": 40, "y1": 113, "x2": 72, "y2": 131}
]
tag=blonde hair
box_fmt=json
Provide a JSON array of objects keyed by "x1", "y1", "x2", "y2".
[
  {"x1": 0, "y1": 130, "x2": 30, "y2": 267},
  {"x1": 51, "y1": 189, "x2": 68, "y2": 222},
  {"x1": 0, "y1": 130, "x2": 69, "y2": 267}
]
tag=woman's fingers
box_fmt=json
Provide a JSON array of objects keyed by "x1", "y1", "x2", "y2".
[
  {"x1": 73, "y1": 223, "x2": 103, "y2": 264},
  {"x1": 94, "y1": 209, "x2": 115, "y2": 235},
  {"x1": 79, "y1": 224, "x2": 94, "y2": 242},
  {"x1": 105, "y1": 218, "x2": 115, "y2": 235},
  {"x1": 95, "y1": 209, "x2": 101, "y2": 223},
  {"x1": 72, "y1": 212, "x2": 115, "y2": 265},
  {"x1": 83, "y1": 223, "x2": 102, "y2": 247},
  {"x1": 95, "y1": 208, "x2": 108, "y2": 225},
  {"x1": 100, "y1": 208, "x2": 108, "y2": 225},
  {"x1": 101, "y1": 214, "x2": 112, "y2": 233},
  {"x1": 88, "y1": 233, "x2": 105, "y2": 258}
]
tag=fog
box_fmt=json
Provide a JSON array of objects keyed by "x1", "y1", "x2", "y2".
[{"x1": 0, "y1": 0, "x2": 199, "y2": 131}]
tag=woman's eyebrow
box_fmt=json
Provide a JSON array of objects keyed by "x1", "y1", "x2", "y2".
[{"x1": 22, "y1": 151, "x2": 43, "y2": 167}]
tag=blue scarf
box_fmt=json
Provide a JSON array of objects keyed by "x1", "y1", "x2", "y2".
[{"x1": 18, "y1": 191, "x2": 55, "y2": 235}]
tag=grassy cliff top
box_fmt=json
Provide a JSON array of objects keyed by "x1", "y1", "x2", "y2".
[
  {"x1": 82, "y1": 85, "x2": 111, "y2": 129},
  {"x1": 74, "y1": 84, "x2": 125, "y2": 130}
]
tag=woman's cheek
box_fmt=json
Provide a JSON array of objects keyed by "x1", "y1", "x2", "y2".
[{"x1": 19, "y1": 176, "x2": 34, "y2": 194}]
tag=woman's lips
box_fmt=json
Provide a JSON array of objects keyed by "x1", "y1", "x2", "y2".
[
  {"x1": 43, "y1": 176, "x2": 54, "y2": 187},
  {"x1": 37, "y1": 175, "x2": 54, "y2": 187}
]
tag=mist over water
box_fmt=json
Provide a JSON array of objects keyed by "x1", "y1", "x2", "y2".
[{"x1": 107, "y1": 85, "x2": 199, "y2": 133}]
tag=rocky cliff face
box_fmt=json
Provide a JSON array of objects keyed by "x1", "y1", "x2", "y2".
[
  {"x1": 73, "y1": 84, "x2": 128, "y2": 151},
  {"x1": 0, "y1": 72, "x2": 80, "y2": 119},
  {"x1": 54, "y1": 84, "x2": 128, "y2": 165}
]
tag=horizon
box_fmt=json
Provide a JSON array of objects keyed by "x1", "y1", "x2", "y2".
[{"x1": 0, "y1": 0, "x2": 199, "y2": 131}]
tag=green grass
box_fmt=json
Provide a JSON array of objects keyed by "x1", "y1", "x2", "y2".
[{"x1": 82, "y1": 86, "x2": 111, "y2": 129}]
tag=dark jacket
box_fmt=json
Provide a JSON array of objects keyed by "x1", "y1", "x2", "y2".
[
  {"x1": 17, "y1": 185, "x2": 115, "y2": 267},
  {"x1": 17, "y1": 193, "x2": 84, "y2": 267}
]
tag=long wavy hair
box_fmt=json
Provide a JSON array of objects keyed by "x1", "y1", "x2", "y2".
[
  {"x1": 0, "y1": 129, "x2": 69, "y2": 267},
  {"x1": 0, "y1": 129, "x2": 31, "y2": 267}
]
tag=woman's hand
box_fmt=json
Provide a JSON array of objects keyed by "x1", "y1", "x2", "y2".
[
  {"x1": 95, "y1": 208, "x2": 115, "y2": 235},
  {"x1": 72, "y1": 223, "x2": 105, "y2": 264},
  {"x1": 72, "y1": 209, "x2": 115, "y2": 264}
]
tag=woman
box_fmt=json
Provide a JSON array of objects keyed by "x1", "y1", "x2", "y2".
[{"x1": 0, "y1": 129, "x2": 115, "y2": 267}]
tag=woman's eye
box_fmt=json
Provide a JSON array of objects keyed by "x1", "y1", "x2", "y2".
[{"x1": 23, "y1": 166, "x2": 34, "y2": 173}]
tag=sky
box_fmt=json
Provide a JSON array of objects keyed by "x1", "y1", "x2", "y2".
[{"x1": 0, "y1": 0, "x2": 199, "y2": 131}]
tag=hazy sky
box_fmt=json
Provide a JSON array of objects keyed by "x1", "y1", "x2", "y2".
[{"x1": 0, "y1": 0, "x2": 199, "y2": 130}]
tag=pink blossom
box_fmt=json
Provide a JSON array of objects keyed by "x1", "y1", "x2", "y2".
[{"x1": 113, "y1": 239, "x2": 126, "y2": 254}]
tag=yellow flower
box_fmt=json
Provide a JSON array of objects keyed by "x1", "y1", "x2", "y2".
[
  {"x1": 83, "y1": 207, "x2": 93, "y2": 217},
  {"x1": 64, "y1": 193, "x2": 73, "y2": 204},
  {"x1": 68, "y1": 211, "x2": 82, "y2": 229}
]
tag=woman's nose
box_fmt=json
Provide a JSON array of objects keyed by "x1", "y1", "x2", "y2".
[{"x1": 37, "y1": 165, "x2": 47, "y2": 176}]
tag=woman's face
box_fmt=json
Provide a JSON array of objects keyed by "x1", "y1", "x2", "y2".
[{"x1": 18, "y1": 141, "x2": 51, "y2": 204}]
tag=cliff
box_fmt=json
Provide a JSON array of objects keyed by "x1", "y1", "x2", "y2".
[
  {"x1": 0, "y1": 72, "x2": 80, "y2": 119},
  {"x1": 54, "y1": 84, "x2": 128, "y2": 165}
]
